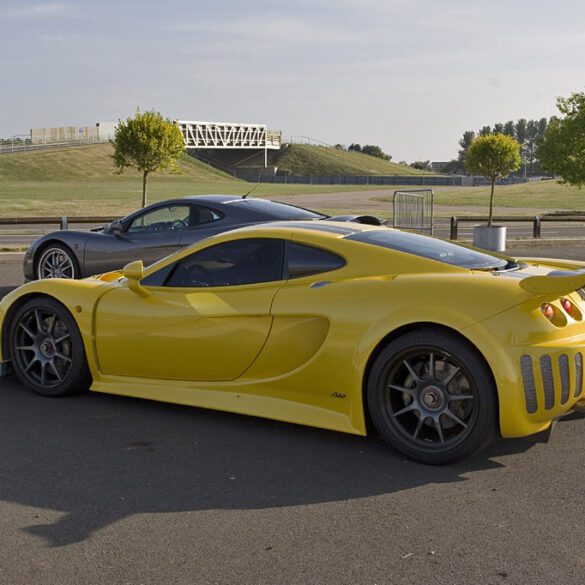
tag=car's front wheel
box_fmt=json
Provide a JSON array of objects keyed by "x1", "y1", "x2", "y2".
[
  {"x1": 36, "y1": 244, "x2": 79, "y2": 279},
  {"x1": 8, "y1": 298, "x2": 91, "y2": 397},
  {"x1": 367, "y1": 329, "x2": 498, "y2": 465}
]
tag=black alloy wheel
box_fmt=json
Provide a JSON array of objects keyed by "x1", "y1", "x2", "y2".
[
  {"x1": 367, "y1": 329, "x2": 497, "y2": 465},
  {"x1": 9, "y1": 298, "x2": 91, "y2": 397}
]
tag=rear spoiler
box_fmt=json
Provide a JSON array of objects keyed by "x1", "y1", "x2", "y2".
[{"x1": 520, "y1": 269, "x2": 585, "y2": 295}]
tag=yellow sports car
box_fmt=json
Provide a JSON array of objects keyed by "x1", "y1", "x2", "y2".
[{"x1": 1, "y1": 221, "x2": 585, "y2": 464}]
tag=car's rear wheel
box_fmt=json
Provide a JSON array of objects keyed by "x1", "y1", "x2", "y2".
[
  {"x1": 36, "y1": 244, "x2": 79, "y2": 279},
  {"x1": 8, "y1": 298, "x2": 91, "y2": 397},
  {"x1": 367, "y1": 329, "x2": 498, "y2": 465}
]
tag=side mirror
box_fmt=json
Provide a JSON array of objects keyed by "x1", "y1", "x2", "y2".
[
  {"x1": 122, "y1": 260, "x2": 151, "y2": 297},
  {"x1": 109, "y1": 219, "x2": 124, "y2": 238}
]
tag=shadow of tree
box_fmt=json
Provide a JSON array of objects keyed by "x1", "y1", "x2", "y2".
[{"x1": 0, "y1": 379, "x2": 558, "y2": 547}]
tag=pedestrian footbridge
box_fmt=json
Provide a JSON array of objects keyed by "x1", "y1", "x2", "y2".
[{"x1": 176, "y1": 120, "x2": 281, "y2": 150}]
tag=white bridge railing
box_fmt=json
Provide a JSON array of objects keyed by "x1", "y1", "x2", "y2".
[{"x1": 176, "y1": 120, "x2": 281, "y2": 150}]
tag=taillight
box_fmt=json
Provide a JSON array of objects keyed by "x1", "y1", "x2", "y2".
[
  {"x1": 560, "y1": 297, "x2": 583, "y2": 321},
  {"x1": 541, "y1": 303, "x2": 555, "y2": 320}
]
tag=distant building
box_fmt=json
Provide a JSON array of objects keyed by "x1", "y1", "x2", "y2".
[
  {"x1": 431, "y1": 161, "x2": 450, "y2": 173},
  {"x1": 30, "y1": 122, "x2": 116, "y2": 144},
  {"x1": 95, "y1": 121, "x2": 117, "y2": 140}
]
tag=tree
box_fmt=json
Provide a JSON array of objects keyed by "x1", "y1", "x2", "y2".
[
  {"x1": 465, "y1": 134, "x2": 522, "y2": 226},
  {"x1": 361, "y1": 144, "x2": 391, "y2": 160},
  {"x1": 514, "y1": 119, "x2": 527, "y2": 146},
  {"x1": 441, "y1": 159, "x2": 462, "y2": 174},
  {"x1": 503, "y1": 121, "x2": 515, "y2": 137},
  {"x1": 348, "y1": 143, "x2": 362, "y2": 152},
  {"x1": 456, "y1": 130, "x2": 475, "y2": 171},
  {"x1": 409, "y1": 160, "x2": 432, "y2": 171},
  {"x1": 538, "y1": 92, "x2": 585, "y2": 187},
  {"x1": 524, "y1": 119, "x2": 541, "y2": 176},
  {"x1": 112, "y1": 109, "x2": 185, "y2": 208}
]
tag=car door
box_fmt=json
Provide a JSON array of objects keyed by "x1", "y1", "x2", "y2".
[
  {"x1": 94, "y1": 237, "x2": 286, "y2": 382},
  {"x1": 240, "y1": 240, "x2": 348, "y2": 380},
  {"x1": 85, "y1": 203, "x2": 193, "y2": 275}
]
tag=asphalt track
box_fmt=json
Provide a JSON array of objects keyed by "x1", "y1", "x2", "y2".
[{"x1": 2, "y1": 248, "x2": 585, "y2": 585}]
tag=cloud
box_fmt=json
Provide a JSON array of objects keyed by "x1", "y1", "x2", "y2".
[
  {"x1": 0, "y1": 3, "x2": 72, "y2": 18},
  {"x1": 169, "y1": 15, "x2": 360, "y2": 46}
]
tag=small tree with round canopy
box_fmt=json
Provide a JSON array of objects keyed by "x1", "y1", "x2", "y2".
[
  {"x1": 112, "y1": 110, "x2": 185, "y2": 208},
  {"x1": 465, "y1": 134, "x2": 522, "y2": 227}
]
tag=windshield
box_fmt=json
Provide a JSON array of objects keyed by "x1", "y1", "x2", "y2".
[
  {"x1": 226, "y1": 198, "x2": 327, "y2": 220},
  {"x1": 346, "y1": 230, "x2": 509, "y2": 270}
]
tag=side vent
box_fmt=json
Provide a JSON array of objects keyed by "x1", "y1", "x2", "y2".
[
  {"x1": 559, "y1": 354, "x2": 570, "y2": 405},
  {"x1": 520, "y1": 355, "x2": 538, "y2": 414},
  {"x1": 539, "y1": 355, "x2": 555, "y2": 410},
  {"x1": 575, "y1": 353, "x2": 583, "y2": 398}
]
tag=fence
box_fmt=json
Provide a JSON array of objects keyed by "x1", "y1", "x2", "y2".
[
  {"x1": 0, "y1": 138, "x2": 110, "y2": 155},
  {"x1": 393, "y1": 189, "x2": 434, "y2": 234},
  {"x1": 0, "y1": 216, "x2": 115, "y2": 230},
  {"x1": 246, "y1": 174, "x2": 466, "y2": 186},
  {"x1": 449, "y1": 215, "x2": 585, "y2": 240}
]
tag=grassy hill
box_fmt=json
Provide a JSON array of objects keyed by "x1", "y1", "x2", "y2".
[
  {"x1": 0, "y1": 143, "x2": 412, "y2": 217},
  {"x1": 0, "y1": 143, "x2": 234, "y2": 181},
  {"x1": 273, "y1": 144, "x2": 434, "y2": 176}
]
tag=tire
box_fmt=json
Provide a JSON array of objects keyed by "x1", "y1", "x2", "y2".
[
  {"x1": 8, "y1": 297, "x2": 91, "y2": 397},
  {"x1": 36, "y1": 244, "x2": 80, "y2": 280},
  {"x1": 367, "y1": 329, "x2": 498, "y2": 465}
]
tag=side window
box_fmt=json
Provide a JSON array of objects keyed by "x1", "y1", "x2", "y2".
[
  {"x1": 194, "y1": 206, "x2": 224, "y2": 226},
  {"x1": 127, "y1": 205, "x2": 191, "y2": 234},
  {"x1": 165, "y1": 238, "x2": 284, "y2": 288},
  {"x1": 287, "y1": 242, "x2": 346, "y2": 279}
]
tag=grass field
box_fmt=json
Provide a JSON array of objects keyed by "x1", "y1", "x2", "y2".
[
  {"x1": 0, "y1": 144, "x2": 404, "y2": 217},
  {"x1": 274, "y1": 144, "x2": 432, "y2": 176},
  {"x1": 377, "y1": 181, "x2": 585, "y2": 212},
  {"x1": 1, "y1": 144, "x2": 583, "y2": 218}
]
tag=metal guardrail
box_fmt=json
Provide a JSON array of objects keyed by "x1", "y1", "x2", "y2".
[
  {"x1": 0, "y1": 216, "x2": 115, "y2": 230},
  {"x1": 449, "y1": 215, "x2": 585, "y2": 240},
  {"x1": 0, "y1": 138, "x2": 110, "y2": 155}
]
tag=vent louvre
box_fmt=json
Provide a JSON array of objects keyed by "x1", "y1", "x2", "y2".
[
  {"x1": 520, "y1": 355, "x2": 538, "y2": 414},
  {"x1": 540, "y1": 355, "x2": 555, "y2": 410},
  {"x1": 559, "y1": 354, "x2": 570, "y2": 405},
  {"x1": 575, "y1": 353, "x2": 583, "y2": 398}
]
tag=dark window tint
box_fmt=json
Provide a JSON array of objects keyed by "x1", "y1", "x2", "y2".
[
  {"x1": 345, "y1": 230, "x2": 508, "y2": 270},
  {"x1": 141, "y1": 262, "x2": 176, "y2": 287},
  {"x1": 166, "y1": 238, "x2": 284, "y2": 288},
  {"x1": 194, "y1": 206, "x2": 223, "y2": 226},
  {"x1": 287, "y1": 242, "x2": 346, "y2": 278},
  {"x1": 226, "y1": 198, "x2": 326, "y2": 220}
]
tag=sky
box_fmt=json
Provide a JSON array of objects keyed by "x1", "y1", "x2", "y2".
[{"x1": 1, "y1": 0, "x2": 584, "y2": 161}]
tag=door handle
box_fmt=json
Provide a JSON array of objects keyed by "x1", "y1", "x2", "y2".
[{"x1": 310, "y1": 281, "x2": 331, "y2": 289}]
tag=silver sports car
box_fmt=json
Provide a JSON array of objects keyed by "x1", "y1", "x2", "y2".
[{"x1": 25, "y1": 195, "x2": 384, "y2": 280}]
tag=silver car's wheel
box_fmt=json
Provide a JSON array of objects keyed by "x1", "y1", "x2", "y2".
[{"x1": 37, "y1": 245, "x2": 78, "y2": 279}]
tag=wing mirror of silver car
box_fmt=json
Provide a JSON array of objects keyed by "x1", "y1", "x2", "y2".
[
  {"x1": 122, "y1": 260, "x2": 152, "y2": 297},
  {"x1": 109, "y1": 219, "x2": 124, "y2": 238}
]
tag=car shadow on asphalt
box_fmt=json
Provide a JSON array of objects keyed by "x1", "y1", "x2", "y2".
[
  {"x1": 0, "y1": 286, "x2": 17, "y2": 299},
  {"x1": 0, "y1": 379, "x2": 577, "y2": 548}
]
